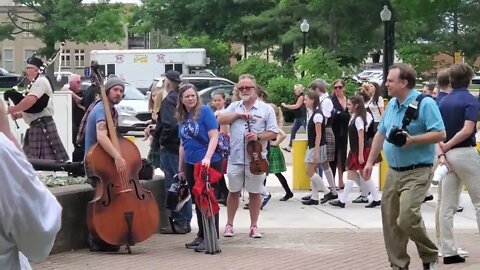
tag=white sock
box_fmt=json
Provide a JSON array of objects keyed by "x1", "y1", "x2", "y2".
[
  {"x1": 323, "y1": 167, "x2": 337, "y2": 195},
  {"x1": 261, "y1": 185, "x2": 269, "y2": 197},
  {"x1": 339, "y1": 180, "x2": 355, "y2": 203},
  {"x1": 310, "y1": 174, "x2": 322, "y2": 200},
  {"x1": 364, "y1": 178, "x2": 380, "y2": 201},
  {"x1": 358, "y1": 175, "x2": 369, "y2": 197}
]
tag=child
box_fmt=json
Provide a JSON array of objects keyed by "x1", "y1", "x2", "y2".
[
  {"x1": 301, "y1": 90, "x2": 328, "y2": 205},
  {"x1": 329, "y1": 95, "x2": 381, "y2": 208},
  {"x1": 211, "y1": 91, "x2": 229, "y2": 205},
  {"x1": 268, "y1": 104, "x2": 294, "y2": 201}
]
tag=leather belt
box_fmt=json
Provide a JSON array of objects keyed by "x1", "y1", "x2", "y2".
[{"x1": 390, "y1": 163, "x2": 432, "y2": 172}]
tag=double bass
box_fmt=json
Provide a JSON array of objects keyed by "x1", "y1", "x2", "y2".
[{"x1": 85, "y1": 65, "x2": 159, "y2": 253}]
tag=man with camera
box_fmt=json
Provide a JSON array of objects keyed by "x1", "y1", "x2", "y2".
[
  {"x1": 437, "y1": 63, "x2": 480, "y2": 265},
  {"x1": 364, "y1": 64, "x2": 445, "y2": 270}
]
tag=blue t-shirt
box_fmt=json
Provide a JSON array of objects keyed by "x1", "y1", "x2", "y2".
[
  {"x1": 84, "y1": 102, "x2": 106, "y2": 157},
  {"x1": 378, "y1": 90, "x2": 445, "y2": 167},
  {"x1": 178, "y1": 105, "x2": 221, "y2": 164},
  {"x1": 436, "y1": 91, "x2": 448, "y2": 105},
  {"x1": 439, "y1": 87, "x2": 479, "y2": 148}
]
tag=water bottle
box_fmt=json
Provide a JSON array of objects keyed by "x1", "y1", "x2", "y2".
[{"x1": 432, "y1": 164, "x2": 448, "y2": 185}]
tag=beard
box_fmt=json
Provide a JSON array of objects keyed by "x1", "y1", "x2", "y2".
[{"x1": 241, "y1": 95, "x2": 250, "y2": 102}]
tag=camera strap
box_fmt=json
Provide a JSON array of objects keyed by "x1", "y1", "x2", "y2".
[{"x1": 401, "y1": 94, "x2": 430, "y2": 130}]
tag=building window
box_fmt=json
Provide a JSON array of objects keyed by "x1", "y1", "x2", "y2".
[
  {"x1": 74, "y1": 49, "x2": 85, "y2": 67},
  {"x1": 21, "y1": 22, "x2": 34, "y2": 37},
  {"x1": 24, "y1": 50, "x2": 35, "y2": 63},
  {"x1": 61, "y1": 49, "x2": 71, "y2": 68},
  {"x1": 3, "y1": 49, "x2": 14, "y2": 72}
]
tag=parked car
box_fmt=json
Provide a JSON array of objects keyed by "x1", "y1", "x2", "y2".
[
  {"x1": 80, "y1": 81, "x2": 150, "y2": 134},
  {"x1": 0, "y1": 67, "x2": 22, "y2": 88},
  {"x1": 355, "y1": 69, "x2": 383, "y2": 82},
  {"x1": 198, "y1": 85, "x2": 234, "y2": 105}
]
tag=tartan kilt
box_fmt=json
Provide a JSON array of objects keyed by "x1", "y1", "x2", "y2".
[
  {"x1": 324, "y1": 127, "x2": 335, "y2": 162},
  {"x1": 147, "y1": 146, "x2": 161, "y2": 168},
  {"x1": 347, "y1": 148, "x2": 371, "y2": 171},
  {"x1": 268, "y1": 145, "x2": 286, "y2": 173},
  {"x1": 23, "y1": 116, "x2": 69, "y2": 161}
]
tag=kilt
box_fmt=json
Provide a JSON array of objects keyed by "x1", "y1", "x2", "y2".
[
  {"x1": 268, "y1": 145, "x2": 286, "y2": 173},
  {"x1": 347, "y1": 148, "x2": 371, "y2": 171},
  {"x1": 324, "y1": 127, "x2": 335, "y2": 162},
  {"x1": 147, "y1": 146, "x2": 161, "y2": 168},
  {"x1": 24, "y1": 116, "x2": 69, "y2": 161}
]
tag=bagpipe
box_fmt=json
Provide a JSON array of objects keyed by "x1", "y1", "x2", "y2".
[{"x1": 3, "y1": 42, "x2": 65, "y2": 114}]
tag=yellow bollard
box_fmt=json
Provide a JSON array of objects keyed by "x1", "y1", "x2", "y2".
[
  {"x1": 379, "y1": 151, "x2": 388, "y2": 191},
  {"x1": 292, "y1": 139, "x2": 310, "y2": 190},
  {"x1": 477, "y1": 142, "x2": 480, "y2": 151}
]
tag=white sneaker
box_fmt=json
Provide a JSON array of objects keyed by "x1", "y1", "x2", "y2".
[{"x1": 438, "y1": 248, "x2": 469, "y2": 257}]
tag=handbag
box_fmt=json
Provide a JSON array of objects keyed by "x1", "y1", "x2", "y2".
[{"x1": 166, "y1": 174, "x2": 191, "y2": 212}]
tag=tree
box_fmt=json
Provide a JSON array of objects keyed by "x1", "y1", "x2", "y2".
[
  {"x1": 177, "y1": 35, "x2": 230, "y2": 74},
  {"x1": 4, "y1": 0, "x2": 126, "y2": 66}
]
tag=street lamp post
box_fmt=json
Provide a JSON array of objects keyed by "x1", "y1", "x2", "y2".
[
  {"x1": 380, "y1": 5, "x2": 392, "y2": 95},
  {"x1": 300, "y1": 19, "x2": 310, "y2": 77}
]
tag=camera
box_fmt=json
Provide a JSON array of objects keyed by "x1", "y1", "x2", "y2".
[{"x1": 387, "y1": 126, "x2": 408, "y2": 147}]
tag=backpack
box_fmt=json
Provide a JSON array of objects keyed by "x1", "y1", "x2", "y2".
[{"x1": 216, "y1": 132, "x2": 230, "y2": 159}]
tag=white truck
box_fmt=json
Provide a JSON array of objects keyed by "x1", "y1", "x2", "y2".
[{"x1": 90, "y1": 48, "x2": 208, "y2": 91}]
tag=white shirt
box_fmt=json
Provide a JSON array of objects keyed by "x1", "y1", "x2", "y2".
[
  {"x1": 319, "y1": 93, "x2": 333, "y2": 118},
  {"x1": 366, "y1": 96, "x2": 384, "y2": 122},
  {"x1": 350, "y1": 113, "x2": 374, "y2": 131},
  {"x1": 0, "y1": 133, "x2": 62, "y2": 270},
  {"x1": 22, "y1": 76, "x2": 55, "y2": 125}
]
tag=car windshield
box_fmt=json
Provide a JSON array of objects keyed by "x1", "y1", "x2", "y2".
[{"x1": 124, "y1": 84, "x2": 147, "y2": 100}]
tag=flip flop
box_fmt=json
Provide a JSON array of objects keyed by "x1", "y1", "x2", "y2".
[{"x1": 282, "y1": 147, "x2": 291, "y2": 152}]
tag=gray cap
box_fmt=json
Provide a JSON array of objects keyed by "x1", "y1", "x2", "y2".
[{"x1": 104, "y1": 77, "x2": 125, "y2": 91}]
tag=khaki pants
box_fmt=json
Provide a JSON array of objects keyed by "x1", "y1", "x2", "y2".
[
  {"x1": 382, "y1": 167, "x2": 438, "y2": 269},
  {"x1": 440, "y1": 147, "x2": 480, "y2": 257}
]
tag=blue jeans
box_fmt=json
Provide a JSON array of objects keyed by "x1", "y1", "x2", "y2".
[
  {"x1": 289, "y1": 116, "x2": 306, "y2": 147},
  {"x1": 159, "y1": 148, "x2": 192, "y2": 227}
]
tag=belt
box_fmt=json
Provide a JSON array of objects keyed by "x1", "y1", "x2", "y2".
[{"x1": 390, "y1": 163, "x2": 432, "y2": 172}]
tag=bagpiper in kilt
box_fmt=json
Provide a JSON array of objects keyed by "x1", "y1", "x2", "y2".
[{"x1": 24, "y1": 116, "x2": 69, "y2": 161}]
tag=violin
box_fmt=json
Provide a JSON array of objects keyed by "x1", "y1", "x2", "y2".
[
  {"x1": 85, "y1": 64, "x2": 159, "y2": 253},
  {"x1": 246, "y1": 120, "x2": 269, "y2": 175}
]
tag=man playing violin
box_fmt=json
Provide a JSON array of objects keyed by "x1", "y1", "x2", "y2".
[
  {"x1": 77, "y1": 77, "x2": 126, "y2": 252},
  {"x1": 217, "y1": 74, "x2": 277, "y2": 239},
  {"x1": 6, "y1": 57, "x2": 69, "y2": 162}
]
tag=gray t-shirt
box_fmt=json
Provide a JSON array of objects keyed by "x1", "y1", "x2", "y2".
[{"x1": 223, "y1": 99, "x2": 278, "y2": 165}]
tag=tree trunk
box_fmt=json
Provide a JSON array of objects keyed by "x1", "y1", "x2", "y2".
[{"x1": 328, "y1": 10, "x2": 338, "y2": 52}]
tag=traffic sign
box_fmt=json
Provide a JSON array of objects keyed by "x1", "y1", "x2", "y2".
[{"x1": 84, "y1": 67, "x2": 91, "y2": 77}]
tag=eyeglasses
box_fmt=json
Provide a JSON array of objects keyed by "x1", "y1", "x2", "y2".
[
  {"x1": 237, "y1": 86, "x2": 255, "y2": 92},
  {"x1": 333, "y1": 86, "x2": 343, "y2": 90}
]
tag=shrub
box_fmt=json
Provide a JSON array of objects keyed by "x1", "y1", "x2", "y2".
[{"x1": 231, "y1": 56, "x2": 292, "y2": 87}]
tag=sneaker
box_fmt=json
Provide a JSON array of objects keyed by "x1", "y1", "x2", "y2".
[
  {"x1": 329, "y1": 199, "x2": 345, "y2": 208},
  {"x1": 249, "y1": 226, "x2": 262, "y2": 238},
  {"x1": 365, "y1": 200, "x2": 381, "y2": 208},
  {"x1": 423, "y1": 261, "x2": 437, "y2": 270},
  {"x1": 223, "y1": 224, "x2": 234, "y2": 237},
  {"x1": 320, "y1": 192, "x2": 338, "y2": 204},
  {"x1": 185, "y1": 237, "x2": 203, "y2": 249},
  {"x1": 261, "y1": 193, "x2": 272, "y2": 209},
  {"x1": 352, "y1": 195, "x2": 369, "y2": 203}
]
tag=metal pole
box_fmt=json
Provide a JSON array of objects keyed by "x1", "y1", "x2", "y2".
[
  {"x1": 382, "y1": 21, "x2": 389, "y2": 97},
  {"x1": 244, "y1": 36, "x2": 248, "y2": 59},
  {"x1": 302, "y1": 32, "x2": 306, "y2": 77}
]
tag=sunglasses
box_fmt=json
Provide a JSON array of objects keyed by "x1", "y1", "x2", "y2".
[
  {"x1": 237, "y1": 86, "x2": 255, "y2": 92},
  {"x1": 333, "y1": 86, "x2": 343, "y2": 90}
]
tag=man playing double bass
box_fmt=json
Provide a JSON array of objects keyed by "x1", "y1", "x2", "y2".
[
  {"x1": 6, "y1": 57, "x2": 69, "y2": 162},
  {"x1": 77, "y1": 77, "x2": 126, "y2": 252}
]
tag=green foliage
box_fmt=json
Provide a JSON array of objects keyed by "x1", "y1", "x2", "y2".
[
  {"x1": 177, "y1": 35, "x2": 230, "y2": 73},
  {"x1": 7, "y1": 0, "x2": 125, "y2": 57},
  {"x1": 396, "y1": 43, "x2": 442, "y2": 78},
  {"x1": 294, "y1": 47, "x2": 343, "y2": 80},
  {"x1": 231, "y1": 56, "x2": 292, "y2": 87},
  {"x1": 0, "y1": 24, "x2": 14, "y2": 41},
  {"x1": 265, "y1": 76, "x2": 297, "y2": 106}
]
